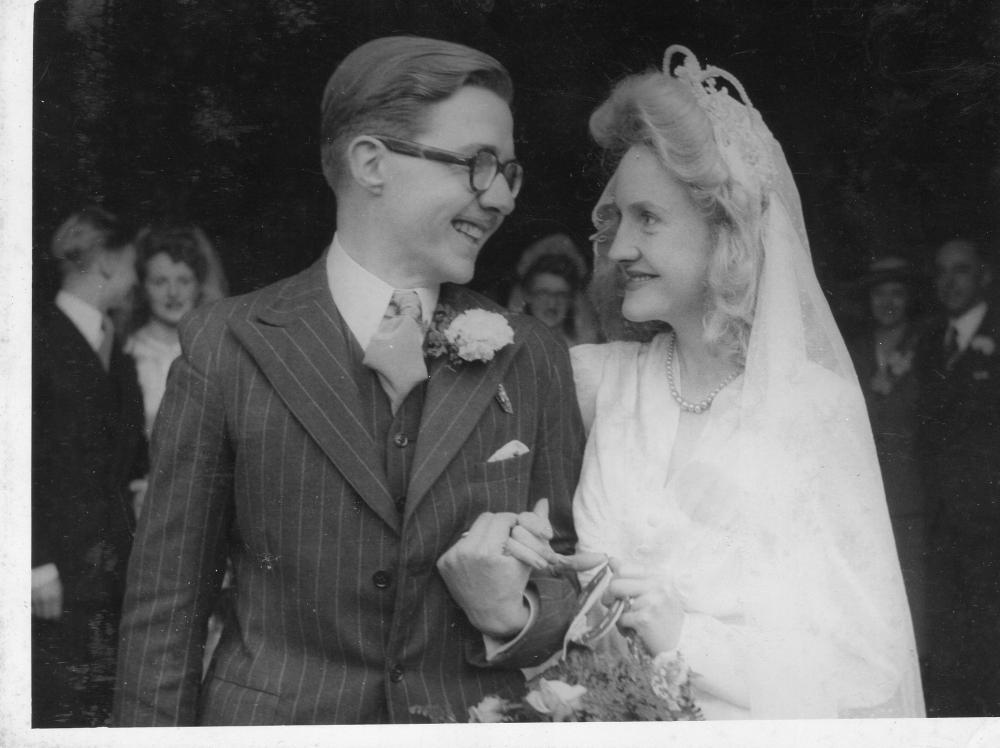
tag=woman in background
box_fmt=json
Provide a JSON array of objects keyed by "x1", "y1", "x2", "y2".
[
  {"x1": 847, "y1": 256, "x2": 928, "y2": 659},
  {"x1": 125, "y1": 224, "x2": 227, "y2": 444},
  {"x1": 124, "y1": 223, "x2": 230, "y2": 673},
  {"x1": 508, "y1": 232, "x2": 600, "y2": 346}
]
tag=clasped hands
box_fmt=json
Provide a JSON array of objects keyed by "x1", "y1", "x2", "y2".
[
  {"x1": 437, "y1": 500, "x2": 684, "y2": 654},
  {"x1": 437, "y1": 498, "x2": 563, "y2": 639}
]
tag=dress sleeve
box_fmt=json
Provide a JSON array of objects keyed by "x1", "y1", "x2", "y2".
[{"x1": 570, "y1": 343, "x2": 613, "y2": 434}]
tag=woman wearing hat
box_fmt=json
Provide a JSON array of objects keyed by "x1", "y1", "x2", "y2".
[
  {"x1": 847, "y1": 256, "x2": 928, "y2": 659},
  {"x1": 507, "y1": 232, "x2": 601, "y2": 347}
]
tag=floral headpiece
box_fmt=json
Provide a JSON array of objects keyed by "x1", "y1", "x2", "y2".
[{"x1": 664, "y1": 45, "x2": 777, "y2": 197}]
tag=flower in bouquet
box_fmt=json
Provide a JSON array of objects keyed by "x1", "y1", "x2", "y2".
[
  {"x1": 426, "y1": 560, "x2": 703, "y2": 723},
  {"x1": 467, "y1": 695, "x2": 513, "y2": 723},
  {"x1": 524, "y1": 679, "x2": 587, "y2": 721}
]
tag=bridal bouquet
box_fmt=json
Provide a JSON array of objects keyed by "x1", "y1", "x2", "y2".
[{"x1": 411, "y1": 561, "x2": 703, "y2": 723}]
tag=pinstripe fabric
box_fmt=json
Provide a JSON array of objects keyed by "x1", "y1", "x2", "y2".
[{"x1": 114, "y1": 257, "x2": 584, "y2": 725}]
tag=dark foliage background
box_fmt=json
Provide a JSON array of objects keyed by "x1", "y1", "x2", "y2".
[{"x1": 33, "y1": 0, "x2": 1000, "y2": 324}]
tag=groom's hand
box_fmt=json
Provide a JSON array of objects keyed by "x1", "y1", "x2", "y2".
[{"x1": 437, "y1": 499, "x2": 559, "y2": 639}]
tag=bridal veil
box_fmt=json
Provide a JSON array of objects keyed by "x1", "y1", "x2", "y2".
[{"x1": 588, "y1": 46, "x2": 924, "y2": 718}]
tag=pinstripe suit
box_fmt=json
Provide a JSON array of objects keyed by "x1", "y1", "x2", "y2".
[{"x1": 114, "y1": 256, "x2": 584, "y2": 725}]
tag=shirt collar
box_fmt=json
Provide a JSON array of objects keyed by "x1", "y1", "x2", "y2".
[
  {"x1": 950, "y1": 300, "x2": 988, "y2": 351},
  {"x1": 325, "y1": 235, "x2": 439, "y2": 351},
  {"x1": 55, "y1": 289, "x2": 105, "y2": 351}
]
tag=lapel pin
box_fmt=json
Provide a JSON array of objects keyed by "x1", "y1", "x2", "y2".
[{"x1": 496, "y1": 383, "x2": 514, "y2": 414}]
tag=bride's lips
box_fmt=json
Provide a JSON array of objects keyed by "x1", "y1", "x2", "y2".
[{"x1": 622, "y1": 268, "x2": 659, "y2": 289}]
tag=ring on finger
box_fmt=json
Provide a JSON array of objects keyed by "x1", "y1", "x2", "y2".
[{"x1": 624, "y1": 596, "x2": 636, "y2": 613}]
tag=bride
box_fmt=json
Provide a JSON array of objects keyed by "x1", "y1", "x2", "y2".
[{"x1": 561, "y1": 46, "x2": 924, "y2": 719}]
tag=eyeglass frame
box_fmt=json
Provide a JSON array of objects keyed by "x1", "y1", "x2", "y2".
[{"x1": 370, "y1": 134, "x2": 523, "y2": 198}]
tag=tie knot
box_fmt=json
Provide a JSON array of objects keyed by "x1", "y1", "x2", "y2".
[{"x1": 390, "y1": 290, "x2": 422, "y2": 324}]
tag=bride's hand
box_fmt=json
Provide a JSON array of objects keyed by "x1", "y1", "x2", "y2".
[{"x1": 603, "y1": 557, "x2": 685, "y2": 655}]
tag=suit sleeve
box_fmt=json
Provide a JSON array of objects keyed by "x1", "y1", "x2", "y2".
[
  {"x1": 31, "y1": 337, "x2": 57, "y2": 569},
  {"x1": 113, "y1": 310, "x2": 234, "y2": 726},
  {"x1": 487, "y1": 325, "x2": 585, "y2": 668}
]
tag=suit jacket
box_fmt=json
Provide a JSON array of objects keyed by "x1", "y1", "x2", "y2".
[
  {"x1": 915, "y1": 303, "x2": 1000, "y2": 531},
  {"x1": 32, "y1": 304, "x2": 146, "y2": 608},
  {"x1": 114, "y1": 257, "x2": 585, "y2": 725}
]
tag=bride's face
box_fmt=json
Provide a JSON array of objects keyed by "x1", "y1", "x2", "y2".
[{"x1": 601, "y1": 146, "x2": 713, "y2": 326}]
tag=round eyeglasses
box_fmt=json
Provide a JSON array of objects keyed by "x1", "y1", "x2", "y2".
[{"x1": 372, "y1": 135, "x2": 523, "y2": 198}]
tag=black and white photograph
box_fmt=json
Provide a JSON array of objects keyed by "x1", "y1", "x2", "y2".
[{"x1": 4, "y1": 0, "x2": 1000, "y2": 745}]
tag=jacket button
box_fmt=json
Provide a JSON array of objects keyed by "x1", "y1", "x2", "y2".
[
  {"x1": 395, "y1": 496, "x2": 406, "y2": 513},
  {"x1": 372, "y1": 570, "x2": 392, "y2": 589},
  {"x1": 393, "y1": 433, "x2": 409, "y2": 448},
  {"x1": 389, "y1": 665, "x2": 404, "y2": 683}
]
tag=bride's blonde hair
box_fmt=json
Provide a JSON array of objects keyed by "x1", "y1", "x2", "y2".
[{"x1": 587, "y1": 69, "x2": 764, "y2": 362}]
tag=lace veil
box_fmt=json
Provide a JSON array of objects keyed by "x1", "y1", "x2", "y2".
[{"x1": 590, "y1": 46, "x2": 924, "y2": 718}]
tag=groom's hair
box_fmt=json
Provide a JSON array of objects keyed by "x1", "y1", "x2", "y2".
[{"x1": 319, "y1": 36, "x2": 513, "y2": 193}]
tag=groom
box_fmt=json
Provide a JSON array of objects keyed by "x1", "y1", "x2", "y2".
[{"x1": 113, "y1": 36, "x2": 584, "y2": 725}]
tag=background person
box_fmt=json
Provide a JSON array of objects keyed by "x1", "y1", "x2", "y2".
[
  {"x1": 125, "y1": 224, "x2": 225, "y2": 443},
  {"x1": 507, "y1": 233, "x2": 601, "y2": 346},
  {"x1": 32, "y1": 206, "x2": 147, "y2": 727},
  {"x1": 124, "y1": 222, "x2": 232, "y2": 672},
  {"x1": 916, "y1": 237, "x2": 1000, "y2": 717},
  {"x1": 846, "y1": 256, "x2": 929, "y2": 659}
]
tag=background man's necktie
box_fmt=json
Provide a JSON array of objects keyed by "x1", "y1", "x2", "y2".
[
  {"x1": 97, "y1": 315, "x2": 114, "y2": 371},
  {"x1": 363, "y1": 290, "x2": 427, "y2": 414},
  {"x1": 944, "y1": 323, "x2": 959, "y2": 370}
]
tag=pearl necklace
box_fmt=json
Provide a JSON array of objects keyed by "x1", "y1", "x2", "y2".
[{"x1": 665, "y1": 332, "x2": 741, "y2": 414}]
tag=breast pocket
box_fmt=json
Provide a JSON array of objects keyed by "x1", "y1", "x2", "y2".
[{"x1": 471, "y1": 451, "x2": 532, "y2": 485}]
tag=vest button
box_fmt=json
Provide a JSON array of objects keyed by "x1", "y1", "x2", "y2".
[
  {"x1": 393, "y1": 433, "x2": 409, "y2": 448},
  {"x1": 372, "y1": 570, "x2": 392, "y2": 589},
  {"x1": 389, "y1": 665, "x2": 405, "y2": 683}
]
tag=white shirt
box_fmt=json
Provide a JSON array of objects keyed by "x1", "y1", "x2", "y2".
[
  {"x1": 949, "y1": 300, "x2": 989, "y2": 352},
  {"x1": 55, "y1": 289, "x2": 105, "y2": 352},
  {"x1": 325, "y1": 236, "x2": 438, "y2": 350}
]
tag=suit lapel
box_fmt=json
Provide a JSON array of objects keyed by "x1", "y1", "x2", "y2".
[
  {"x1": 228, "y1": 258, "x2": 400, "y2": 534},
  {"x1": 406, "y1": 286, "x2": 522, "y2": 514},
  {"x1": 950, "y1": 304, "x2": 998, "y2": 373}
]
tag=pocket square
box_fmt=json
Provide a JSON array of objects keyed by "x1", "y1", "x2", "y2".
[{"x1": 487, "y1": 439, "x2": 530, "y2": 463}]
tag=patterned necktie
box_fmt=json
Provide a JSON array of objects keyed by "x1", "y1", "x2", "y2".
[
  {"x1": 97, "y1": 315, "x2": 114, "y2": 371},
  {"x1": 362, "y1": 290, "x2": 427, "y2": 414}
]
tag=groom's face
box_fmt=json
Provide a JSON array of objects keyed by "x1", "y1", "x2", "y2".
[{"x1": 380, "y1": 85, "x2": 517, "y2": 286}]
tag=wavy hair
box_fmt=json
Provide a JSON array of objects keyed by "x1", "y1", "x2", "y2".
[
  {"x1": 320, "y1": 36, "x2": 513, "y2": 192},
  {"x1": 587, "y1": 70, "x2": 765, "y2": 362}
]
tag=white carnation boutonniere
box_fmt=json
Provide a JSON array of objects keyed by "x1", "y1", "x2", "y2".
[
  {"x1": 425, "y1": 305, "x2": 514, "y2": 366},
  {"x1": 969, "y1": 335, "x2": 996, "y2": 357}
]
